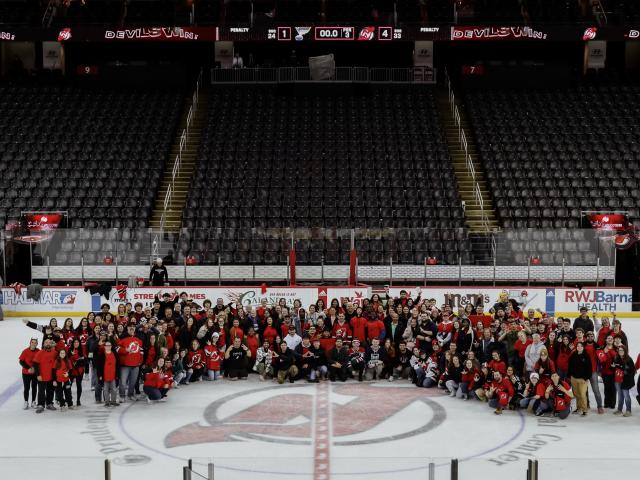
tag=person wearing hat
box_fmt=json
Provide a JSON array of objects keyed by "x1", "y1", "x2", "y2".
[
  {"x1": 573, "y1": 307, "x2": 594, "y2": 334},
  {"x1": 149, "y1": 257, "x2": 169, "y2": 286},
  {"x1": 283, "y1": 324, "x2": 302, "y2": 351},
  {"x1": 204, "y1": 333, "x2": 222, "y2": 381},
  {"x1": 520, "y1": 372, "x2": 545, "y2": 412}
]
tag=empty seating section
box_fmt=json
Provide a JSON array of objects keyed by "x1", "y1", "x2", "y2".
[
  {"x1": 467, "y1": 83, "x2": 640, "y2": 265},
  {"x1": 181, "y1": 85, "x2": 471, "y2": 265},
  {"x1": 0, "y1": 0, "x2": 35, "y2": 25},
  {"x1": 0, "y1": 84, "x2": 182, "y2": 264}
]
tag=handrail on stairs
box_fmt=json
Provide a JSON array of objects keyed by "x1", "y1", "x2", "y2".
[
  {"x1": 155, "y1": 68, "x2": 204, "y2": 251},
  {"x1": 444, "y1": 68, "x2": 490, "y2": 233}
]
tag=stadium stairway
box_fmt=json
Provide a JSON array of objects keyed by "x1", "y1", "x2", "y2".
[
  {"x1": 149, "y1": 92, "x2": 208, "y2": 233},
  {"x1": 435, "y1": 90, "x2": 499, "y2": 234}
]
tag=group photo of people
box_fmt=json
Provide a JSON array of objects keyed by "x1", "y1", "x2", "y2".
[{"x1": 18, "y1": 288, "x2": 639, "y2": 419}]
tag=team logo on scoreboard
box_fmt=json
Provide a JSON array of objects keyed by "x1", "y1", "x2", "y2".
[
  {"x1": 582, "y1": 27, "x2": 597, "y2": 41},
  {"x1": 294, "y1": 26, "x2": 312, "y2": 41},
  {"x1": 358, "y1": 26, "x2": 375, "y2": 41},
  {"x1": 58, "y1": 27, "x2": 72, "y2": 41}
]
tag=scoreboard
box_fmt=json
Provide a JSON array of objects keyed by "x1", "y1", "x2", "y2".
[{"x1": 264, "y1": 26, "x2": 403, "y2": 41}]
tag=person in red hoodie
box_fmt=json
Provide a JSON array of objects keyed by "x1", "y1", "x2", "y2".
[
  {"x1": 19, "y1": 338, "x2": 40, "y2": 409},
  {"x1": 365, "y1": 314, "x2": 386, "y2": 345},
  {"x1": 244, "y1": 327, "x2": 260, "y2": 370},
  {"x1": 598, "y1": 334, "x2": 617, "y2": 409},
  {"x1": 350, "y1": 309, "x2": 368, "y2": 344},
  {"x1": 33, "y1": 339, "x2": 58, "y2": 413},
  {"x1": 513, "y1": 330, "x2": 531, "y2": 377},
  {"x1": 53, "y1": 349, "x2": 74, "y2": 410},
  {"x1": 143, "y1": 360, "x2": 165, "y2": 403},
  {"x1": 539, "y1": 372, "x2": 574, "y2": 419},
  {"x1": 117, "y1": 324, "x2": 144, "y2": 402},
  {"x1": 487, "y1": 370, "x2": 514, "y2": 415}
]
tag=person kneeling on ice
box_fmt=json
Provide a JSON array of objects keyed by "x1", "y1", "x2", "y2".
[
  {"x1": 486, "y1": 370, "x2": 514, "y2": 415},
  {"x1": 536, "y1": 372, "x2": 573, "y2": 419},
  {"x1": 225, "y1": 337, "x2": 250, "y2": 380},
  {"x1": 144, "y1": 359, "x2": 168, "y2": 403},
  {"x1": 520, "y1": 373, "x2": 545, "y2": 412},
  {"x1": 275, "y1": 341, "x2": 299, "y2": 384},
  {"x1": 204, "y1": 333, "x2": 222, "y2": 381},
  {"x1": 365, "y1": 338, "x2": 386, "y2": 381},
  {"x1": 309, "y1": 338, "x2": 328, "y2": 382},
  {"x1": 254, "y1": 339, "x2": 275, "y2": 380},
  {"x1": 172, "y1": 350, "x2": 187, "y2": 387},
  {"x1": 185, "y1": 339, "x2": 206, "y2": 384},
  {"x1": 347, "y1": 338, "x2": 366, "y2": 381}
]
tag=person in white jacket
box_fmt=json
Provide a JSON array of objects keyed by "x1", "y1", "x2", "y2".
[{"x1": 524, "y1": 333, "x2": 544, "y2": 374}]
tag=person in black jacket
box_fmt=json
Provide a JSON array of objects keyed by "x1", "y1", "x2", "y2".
[
  {"x1": 328, "y1": 338, "x2": 349, "y2": 382},
  {"x1": 568, "y1": 342, "x2": 593, "y2": 416},
  {"x1": 572, "y1": 307, "x2": 594, "y2": 334},
  {"x1": 611, "y1": 345, "x2": 636, "y2": 417},
  {"x1": 275, "y1": 342, "x2": 299, "y2": 384},
  {"x1": 149, "y1": 258, "x2": 169, "y2": 286},
  {"x1": 309, "y1": 339, "x2": 328, "y2": 382}
]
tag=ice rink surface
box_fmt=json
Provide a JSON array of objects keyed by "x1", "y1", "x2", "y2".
[{"x1": 1, "y1": 318, "x2": 638, "y2": 480}]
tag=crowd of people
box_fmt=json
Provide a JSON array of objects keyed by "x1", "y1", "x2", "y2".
[{"x1": 18, "y1": 288, "x2": 639, "y2": 419}]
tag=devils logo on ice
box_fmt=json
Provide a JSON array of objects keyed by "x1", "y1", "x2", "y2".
[{"x1": 165, "y1": 384, "x2": 445, "y2": 447}]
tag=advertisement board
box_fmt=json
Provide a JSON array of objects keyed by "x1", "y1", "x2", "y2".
[{"x1": 1, "y1": 285, "x2": 631, "y2": 318}]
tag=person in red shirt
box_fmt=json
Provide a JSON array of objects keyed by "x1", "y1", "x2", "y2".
[
  {"x1": 487, "y1": 370, "x2": 514, "y2": 415},
  {"x1": 262, "y1": 317, "x2": 279, "y2": 349},
  {"x1": 33, "y1": 339, "x2": 58, "y2": 413},
  {"x1": 204, "y1": 334, "x2": 222, "y2": 381},
  {"x1": 539, "y1": 372, "x2": 574, "y2": 419},
  {"x1": 555, "y1": 335, "x2": 573, "y2": 380},
  {"x1": 350, "y1": 312, "x2": 368, "y2": 344},
  {"x1": 185, "y1": 339, "x2": 206, "y2": 384},
  {"x1": 244, "y1": 327, "x2": 260, "y2": 369},
  {"x1": 487, "y1": 350, "x2": 507, "y2": 377},
  {"x1": 53, "y1": 349, "x2": 74, "y2": 410},
  {"x1": 533, "y1": 348, "x2": 556, "y2": 381},
  {"x1": 19, "y1": 338, "x2": 40, "y2": 409},
  {"x1": 598, "y1": 334, "x2": 617, "y2": 409},
  {"x1": 96, "y1": 340, "x2": 120, "y2": 407},
  {"x1": 469, "y1": 304, "x2": 492, "y2": 329},
  {"x1": 366, "y1": 315, "x2": 386, "y2": 344},
  {"x1": 117, "y1": 324, "x2": 144, "y2": 402},
  {"x1": 319, "y1": 329, "x2": 336, "y2": 353},
  {"x1": 331, "y1": 313, "x2": 352, "y2": 343},
  {"x1": 143, "y1": 360, "x2": 165, "y2": 403},
  {"x1": 513, "y1": 330, "x2": 531, "y2": 377}
]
